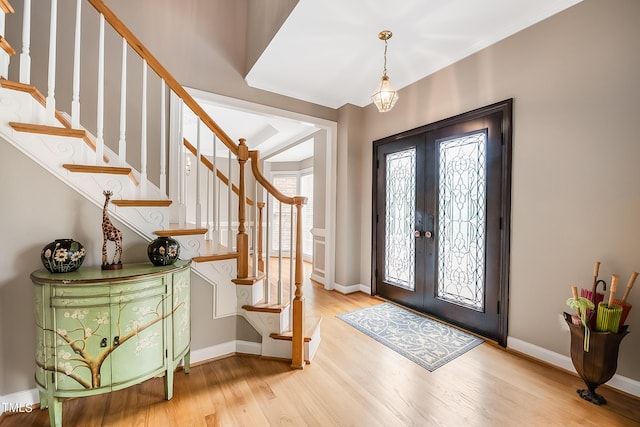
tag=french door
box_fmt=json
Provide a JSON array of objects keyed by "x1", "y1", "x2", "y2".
[{"x1": 372, "y1": 100, "x2": 512, "y2": 345}]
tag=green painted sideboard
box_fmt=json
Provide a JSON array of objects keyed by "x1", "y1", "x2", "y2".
[{"x1": 31, "y1": 261, "x2": 191, "y2": 427}]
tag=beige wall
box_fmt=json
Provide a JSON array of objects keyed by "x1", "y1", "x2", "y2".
[
  {"x1": 335, "y1": 104, "x2": 365, "y2": 286},
  {"x1": 356, "y1": 0, "x2": 640, "y2": 379}
]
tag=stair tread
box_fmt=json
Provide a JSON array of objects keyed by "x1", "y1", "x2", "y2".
[
  {"x1": 0, "y1": 36, "x2": 16, "y2": 56},
  {"x1": 111, "y1": 199, "x2": 172, "y2": 207},
  {"x1": 10, "y1": 122, "x2": 87, "y2": 138},
  {"x1": 270, "y1": 316, "x2": 322, "y2": 342},
  {"x1": 242, "y1": 303, "x2": 288, "y2": 313},
  {"x1": 192, "y1": 252, "x2": 239, "y2": 263},
  {"x1": 62, "y1": 164, "x2": 131, "y2": 175},
  {"x1": 232, "y1": 273, "x2": 266, "y2": 286},
  {"x1": 155, "y1": 223, "x2": 208, "y2": 236}
]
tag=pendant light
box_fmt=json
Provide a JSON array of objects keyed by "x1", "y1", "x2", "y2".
[{"x1": 371, "y1": 30, "x2": 399, "y2": 112}]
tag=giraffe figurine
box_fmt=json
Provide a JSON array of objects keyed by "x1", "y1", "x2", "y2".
[{"x1": 101, "y1": 190, "x2": 123, "y2": 270}]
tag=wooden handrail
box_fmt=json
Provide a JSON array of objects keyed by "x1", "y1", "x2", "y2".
[
  {"x1": 248, "y1": 150, "x2": 307, "y2": 206},
  {"x1": 86, "y1": 0, "x2": 238, "y2": 155},
  {"x1": 183, "y1": 138, "x2": 254, "y2": 206},
  {"x1": 0, "y1": 0, "x2": 14, "y2": 14}
]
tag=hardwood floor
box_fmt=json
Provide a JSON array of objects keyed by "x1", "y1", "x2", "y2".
[{"x1": 2, "y1": 279, "x2": 639, "y2": 426}]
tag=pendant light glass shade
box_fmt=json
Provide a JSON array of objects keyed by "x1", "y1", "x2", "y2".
[
  {"x1": 371, "y1": 30, "x2": 398, "y2": 112},
  {"x1": 371, "y1": 74, "x2": 398, "y2": 112}
]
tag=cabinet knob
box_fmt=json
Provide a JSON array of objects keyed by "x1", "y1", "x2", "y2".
[
  {"x1": 100, "y1": 338, "x2": 107, "y2": 348},
  {"x1": 113, "y1": 336, "x2": 120, "y2": 346}
]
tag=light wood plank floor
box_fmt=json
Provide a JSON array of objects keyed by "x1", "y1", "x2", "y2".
[{"x1": 2, "y1": 279, "x2": 639, "y2": 426}]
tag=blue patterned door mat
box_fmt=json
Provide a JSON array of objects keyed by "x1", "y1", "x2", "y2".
[{"x1": 337, "y1": 302, "x2": 483, "y2": 371}]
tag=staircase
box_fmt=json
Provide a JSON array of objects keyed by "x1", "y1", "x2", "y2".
[{"x1": 0, "y1": 0, "x2": 319, "y2": 368}]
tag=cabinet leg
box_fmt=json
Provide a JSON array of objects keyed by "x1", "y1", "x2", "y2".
[
  {"x1": 48, "y1": 397, "x2": 63, "y2": 427},
  {"x1": 39, "y1": 390, "x2": 48, "y2": 409},
  {"x1": 183, "y1": 350, "x2": 191, "y2": 374},
  {"x1": 164, "y1": 369, "x2": 174, "y2": 400}
]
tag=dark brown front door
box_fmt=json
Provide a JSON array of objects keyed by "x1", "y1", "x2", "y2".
[{"x1": 373, "y1": 100, "x2": 512, "y2": 345}]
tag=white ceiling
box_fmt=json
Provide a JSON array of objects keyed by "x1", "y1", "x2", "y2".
[
  {"x1": 197, "y1": 0, "x2": 582, "y2": 162},
  {"x1": 187, "y1": 91, "x2": 319, "y2": 162},
  {"x1": 246, "y1": 0, "x2": 583, "y2": 109}
]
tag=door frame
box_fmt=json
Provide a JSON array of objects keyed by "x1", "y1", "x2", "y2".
[{"x1": 371, "y1": 99, "x2": 513, "y2": 347}]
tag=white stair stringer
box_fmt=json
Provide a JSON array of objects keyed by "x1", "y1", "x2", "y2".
[
  {"x1": 190, "y1": 258, "x2": 241, "y2": 318},
  {"x1": 171, "y1": 234, "x2": 208, "y2": 258}
]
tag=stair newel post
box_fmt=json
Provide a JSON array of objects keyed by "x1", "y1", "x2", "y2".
[
  {"x1": 19, "y1": 0, "x2": 31, "y2": 84},
  {"x1": 95, "y1": 13, "x2": 105, "y2": 165},
  {"x1": 237, "y1": 138, "x2": 249, "y2": 279},
  {"x1": 257, "y1": 201, "x2": 265, "y2": 272},
  {"x1": 291, "y1": 196, "x2": 306, "y2": 369},
  {"x1": 118, "y1": 38, "x2": 127, "y2": 166},
  {"x1": 71, "y1": 0, "x2": 81, "y2": 128},
  {"x1": 46, "y1": 0, "x2": 57, "y2": 118}
]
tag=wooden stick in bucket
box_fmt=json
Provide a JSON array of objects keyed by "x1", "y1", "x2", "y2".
[{"x1": 614, "y1": 271, "x2": 637, "y2": 328}]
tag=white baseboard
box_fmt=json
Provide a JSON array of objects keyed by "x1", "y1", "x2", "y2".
[
  {"x1": 310, "y1": 273, "x2": 325, "y2": 286},
  {"x1": 190, "y1": 340, "x2": 262, "y2": 364},
  {"x1": 333, "y1": 283, "x2": 371, "y2": 295},
  {"x1": 507, "y1": 336, "x2": 640, "y2": 398}
]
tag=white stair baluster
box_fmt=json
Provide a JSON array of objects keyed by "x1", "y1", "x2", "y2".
[
  {"x1": 277, "y1": 201, "x2": 283, "y2": 306},
  {"x1": 71, "y1": 0, "x2": 81, "y2": 128},
  {"x1": 19, "y1": 0, "x2": 31, "y2": 84},
  {"x1": 118, "y1": 38, "x2": 127, "y2": 165},
  {"x1": 46, "y1": 0, "x2": 57, "y2": 118},
  {"x1": 178, "y1": 104, "x2": 186, "y2": 227},
  {"x1": 264, "y1": 195, "x2": 271, "y2": 303},
  {"x1": 195, "y1": 119, "x2": 202, "y2": 228},
  {"x1": 206, "y1": 160, "x2": 211, "y2": 237},
  {"x1": 252, "y1": 182, "x2": 258, "y2": 277},
  {"x1": 289, "y1": 203, "x2": 295, "y2": 329},
  {"x1": 160, "y1": 80, "x2": 167, "y2": 195},
  {"x1": 140, "y1": 60, "x2": 148, "y2": 193},
  {"x1": 227, "y1": 151, "x2": 233, "y2": 248},
  {"x1": 212, "y1": 135, "x2": 218, "y2": 246},
  {"x1": 95, "y1": 13, "x2": 105, "y2": 165}
]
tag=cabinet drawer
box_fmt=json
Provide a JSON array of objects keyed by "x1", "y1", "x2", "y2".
[
  {"x1": 51, "y1": 285, "x2": 110, "y2": 299},
  {"x1": 110, "y1": 278, "x2": 166, "y2": 304},
  {"x1": 109, "y1": 278, "x2": 164, "y2": 295}
]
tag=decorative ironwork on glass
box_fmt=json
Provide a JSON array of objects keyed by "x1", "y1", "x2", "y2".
[
  {"x1": 437, "y1": 132, "x2": 487, "y2": 310},
  {"x1": 384, "y1": 148, "x2": 416, "y2": 290}
]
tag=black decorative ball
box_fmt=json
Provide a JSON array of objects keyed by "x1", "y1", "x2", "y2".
[
  {"x1": 147, "y1": 236, "x2": 180, "y2": 266},
  {"x1": 41, "y1": 239, "x2": 86, "y2": 273}
]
